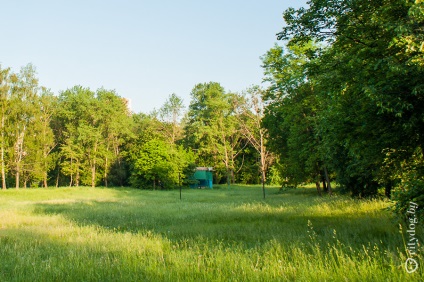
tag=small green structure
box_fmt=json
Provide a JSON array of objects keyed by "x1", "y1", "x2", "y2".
[{"x1": 190, "y1": 167, "x2": 213, "y2": 189}]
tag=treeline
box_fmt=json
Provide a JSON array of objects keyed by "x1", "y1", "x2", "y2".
[
  {"x1": 0, "y1": 65, "x2": 132, "y2": 189},
  {"x1": 0, "y1": 65, "x2": 274, "y2": 189}
]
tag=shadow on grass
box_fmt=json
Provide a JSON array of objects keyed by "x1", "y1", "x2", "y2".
[{"x1": 31, "y1": 187, "x2": 408, "y2": 252}]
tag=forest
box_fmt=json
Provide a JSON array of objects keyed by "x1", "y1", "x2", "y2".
[{"x1": 0, "y1": 0, "x2": 423, "y2": 216}]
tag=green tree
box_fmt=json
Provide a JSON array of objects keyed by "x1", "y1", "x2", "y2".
[
  {"x1": 126, "y1": 113, "x2": 195, "y2": 189},
  {"x1": 17, "y1": 88, "x2": 57, "y2": 188},
  {"x1": 7, "y1": 64, "x2": 40, "y2": 188},
  {"x1": 56, "y1": 86, "x2": 131, "y2": 188},
  {"x1": 0, "y1": 65, "x2": 12, "y2": 189},
  {"x1": 184, "y1": 82, "x2": 245, "y2": 185},
  {"x1": 277, "y1": 0, "x2": 424, "y2": 200},
  {"x1": 96, "y1": 89, "x2": 133, "y2": 186},
  {"x1": 261, "y1": 43, "x2": 332, "y2": 195},
  {"x1": 38, "y1": 89, "x2": 57, "y2": 187},
  {"x1": 57, "y1": 86, "x2": 97, "y2": 187},
  {"x1": 157, "y1": 93, "x2": 184, "y2": 145},
  {"x1": 234, "y1": 85, "x2": 274, "y2": 198}
]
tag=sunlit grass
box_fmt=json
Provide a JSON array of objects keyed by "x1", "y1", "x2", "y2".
[{"x1": 0, "y1": 185, "x2": 422, "y2": 281}]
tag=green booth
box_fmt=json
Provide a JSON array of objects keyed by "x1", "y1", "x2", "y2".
[{"x1": 190, "y1": 167, "x2": 213, "y2": 189}]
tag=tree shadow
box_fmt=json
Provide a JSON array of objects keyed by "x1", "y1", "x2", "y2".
[{"x1": 32, "y1": 194, "x2": 407, "y2": 252}]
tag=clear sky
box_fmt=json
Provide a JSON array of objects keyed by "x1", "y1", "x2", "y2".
[{"x1": 1, "y1": 0, "x2": 307, "y2": 114}]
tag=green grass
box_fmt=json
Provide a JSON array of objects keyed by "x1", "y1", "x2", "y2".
[{"x1": 0, "y1": 185, "x2": 422, "y2": 281}]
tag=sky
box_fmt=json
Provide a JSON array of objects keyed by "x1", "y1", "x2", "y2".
[{"x1": 1, "y1": 0, "x2": 307, "y2": 114}]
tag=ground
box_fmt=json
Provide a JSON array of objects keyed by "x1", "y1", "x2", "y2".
[{"x1": 0, "y1": 185, "x2": 422, "y2": 281}]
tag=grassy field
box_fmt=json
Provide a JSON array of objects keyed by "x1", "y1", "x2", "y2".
[{"x1": 0, "y1": 185, "x2": 422, "y2": 281}]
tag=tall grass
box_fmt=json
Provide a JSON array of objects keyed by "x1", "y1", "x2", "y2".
[{"x1": 0, "y1": 185, "x2": 422, "y2": 281}]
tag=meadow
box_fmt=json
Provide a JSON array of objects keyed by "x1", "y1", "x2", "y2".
[{"x1": 0, "y1": 185, "x2": 422, "y2": 281}]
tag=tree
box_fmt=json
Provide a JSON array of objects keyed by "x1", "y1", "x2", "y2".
[
  {"x1": 184, "y1": 82, "x2": 245, "y2": 185},
  {"x1": 37, "y1": 89, "x2": 57, "y2": 187},
  {"x1": 0, "y1": 66, "x2": 12, "y2": 189},
  {"x1": 277, "y1": 0, "x2": 424, "y2": 200},
  {"x1": 56, "y1": 86, "x2": 98, "y2": 187},
  {"x1": 96, "y1": 89, "x2": 133, "y2": 187},
  {"x1": 0, "y1": 65, "x2": 57, "y2": 189},
  {"x1": 8, "y1": 64, "x2": 40, "y2": 188},
  {"x1": 157, "y1": 93, "x2": 184, "y2": 145},
  {"x1": 126, "y1": 113, "x2": 195, "y2": 189},
  {"x1": 56, "y1": 86, "x2": 132, "y2": 188},
  {"x1": 234, "y1": 85, "x2": 274, "y2": 198},
  {"x1": 261, "y1": 43, "x2": 332, "y2": 195}
]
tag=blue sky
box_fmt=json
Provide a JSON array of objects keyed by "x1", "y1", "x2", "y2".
[{"x1": 1, "y1": 1, "x2": 307, "y2": 114}]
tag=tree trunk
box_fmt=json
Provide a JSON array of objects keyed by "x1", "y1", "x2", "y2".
[
  {"x1": 69, "y1": 157, "x2": 73, "y2": 187},
  {"x1": 323, "y1": 165, "x2": 332, "y2": 195},
  {"x1": 262, "y1": 169, "x2": 266, "y2": 199},
  {"x1": 75, "y1": 161, "x2": 80, "y2": 187},
  {"x1": 15, "y1": 167, "x2": 20, "y2": 189},
  {"x1": 1, "y1": 115, "x2": 6, "y2": 190},
  {"x1": 91, "y1": 142, "x2": 98, "y2": 188},
  {"x1": 1, "y1": 149, "x2": 5, "y2": 189},
  {"x1": 56, "y1": 167, "x2": 60, "y2": 188},
  {"x1": 260, "y1": 131, "x2": 266, "y2": 199},
  {"x1": 322, "y1": 175, "x2": 327, "y2": 192},
  {"x1": 316, "y1": 181, "x2": 322, "y2": 196},
  {"x1": 385, "y1": 181, "x2": 392, "y2": 199},
  {"x1": 104, "y1": 156, "x2": 108, "y2": 187},
  {"x1": 43, "y1": 171, "x2": 48, "y2": 188},
  {"x1": 91, "y1": 164, "x2": 96, "y2": 188}
]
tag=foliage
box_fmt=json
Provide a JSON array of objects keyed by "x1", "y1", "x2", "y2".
[
  {"x1": 269, "y1": 0, "x2": 424, "y2": 203},
  {"x1": 235, "y1": 86, "x2": 274, "y2": 195},
  {"x1": 156, "y1": 93, "x2": 185, "y2": 144},
  {"x1": 385, "y1": 147, "x2": 424, "y2": 216},
  {"x1": 184, "y1": 82, "x2": 245, "y2": 184},
  {"x1": 0, "y1": 64, "x2": 57, "y2": 188},
  {"x1": 55, "y1": 86, "x2": 132, "y2": 188},
  {"x1": 126, "y1": 113, "x2": 195, "y2": 189},
  {"x1": 128, "y1": 138, "x2": 195, "y2": 189},
  {"x1": 261, "y1": 43, "x2": 332, "y2": 194},
  {"x1": 266, "y1": 162, "x2": 284, "y2": 186}
]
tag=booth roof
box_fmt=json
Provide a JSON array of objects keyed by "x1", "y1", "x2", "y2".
[{"x1": 196, "y1": 167, "x2": 214, "y2": 171}]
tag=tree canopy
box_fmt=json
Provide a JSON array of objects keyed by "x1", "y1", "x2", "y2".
[{"x1": 261, "y1": 0, "x2": 424, "y2": 212}]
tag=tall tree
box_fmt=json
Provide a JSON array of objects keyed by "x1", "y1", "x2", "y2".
[
  {"x1": 57, "y1": 86, "x2": 99, "y2": 187},
  {"x1": 184, "y1": 82, "x2": 244, "y2": 185},
  {"x1": 96, "y1": 88, "x2": 133, "y2": 187},
  {"x1": 277, "y1": 0, "x2": 424, "y2": 200},
  {"x1": 157, "y1": 93, "x2": 184, "y2": 144},
  {"x1": 234, "y1": 86, "x2": 274, "y2": 198},
  {"x1": 261, "y1": 43, "x2": 332, "y2": 195},
  {"x1": 38, "y1": 89, "x2": 57, "y2": 187},
  {"x1": 8, "y1": 64, "x2": 39, "y2": 188},
  {"x1": 126, "y1": 113, "x2": 195, "y2": 189},
  {"x1": 0, "y1": 66, "x2": 12, "y2": 189}
]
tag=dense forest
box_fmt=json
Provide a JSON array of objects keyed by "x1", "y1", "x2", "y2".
[{"x1": 1, "y1": 0, "x2": 423, "y2": 215}]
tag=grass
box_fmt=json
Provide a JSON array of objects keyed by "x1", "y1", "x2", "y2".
[{"x1": 0, "y1": 185, "x2": 422, "y2": 281}]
